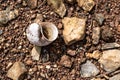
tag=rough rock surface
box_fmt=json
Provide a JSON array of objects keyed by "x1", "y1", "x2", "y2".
[
  {"x1": 62, "y1": 17, "x2": 86, "y2": 45},
  {"x1": 99, "y1": 49, "x2": 120, "y2": 72},
  {"x1": 31, "y1": 46, "x2": 41, "y2": 60},
  {"x1": 80, "y1": 60, "x2": 99, "y2": 77},
  {"x1": 7, "y1": 62, "x2": 27, "y2": 80}
]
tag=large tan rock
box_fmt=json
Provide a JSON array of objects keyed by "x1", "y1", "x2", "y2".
[
  {"x1": 77, "y1": 0, "x2": 95, "y2": 11},
  {"x1": 62, "y1": 17, "x2": 86, "y2": 45},
  {"x1": 99, "y1": 49, "x2": 120, "y2": 72},
  {"x1": 7, "y1": 62, "x2": 27, "y2": 80}
]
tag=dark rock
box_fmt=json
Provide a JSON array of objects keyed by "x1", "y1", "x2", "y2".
[{"x1": 101, "y1": 26, "x2": 114, "y2": 42}]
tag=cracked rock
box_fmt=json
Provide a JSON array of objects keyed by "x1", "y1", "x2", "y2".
[{"x1": 62, "y1": 17, "x2": 86, "y2": 45}]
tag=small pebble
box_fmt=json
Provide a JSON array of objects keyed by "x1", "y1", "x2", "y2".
[
  {"x1": 46, "y1": 65, "x2": 51, "y2": 69},
  {"x1": 67, "y1": 49, "x2": 76, "y2": 56},
  {"x1": 60, "y1": 55, "x2": 72, "y2": 68},
  {"x1": 80, "y1": 60, "x2": 100, "y2": 77},
  {"x1": 95, "y1": 13, "x2": 105, "y2": 25},
  {"x1": 92, "y1": 27, "x2": 100, "y2": 44}
]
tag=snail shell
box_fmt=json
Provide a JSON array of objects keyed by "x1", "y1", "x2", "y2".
[{"x1": 26, "y1": 22, "x2": 58, "y2": 46}]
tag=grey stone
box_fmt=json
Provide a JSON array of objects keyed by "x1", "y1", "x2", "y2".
[
  {"x1": 80, "y1": 60, "x2": 100, "y2": 77},
  {"x1": 99, "y1": 49, "x2": 120, "y2": 72}
]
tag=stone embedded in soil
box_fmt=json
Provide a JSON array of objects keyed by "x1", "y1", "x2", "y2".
[
  {"x1": 86, "y1": 50, "x2": 102, "y2": 60},
  {"x1": 0, "y1": 9, "x2": 18, "y2": 25},
  {"x1": 77, "y1": 0, "x2": 95, "y2": 11},
  {"x1": 47, "y1": 0, "x2": 66, "y2": 18},
  {"x1": 109, "y1": 73, "x2": 120, "y2": 80},
  {"x1": 26, "y1": 0, "x2": 38, "y2": 9},
  {"x1": 67, "y1": 49, "x2": 76, "y2": 56},
  {"x1": 31, "y1": 46, "x2": 41, "y2": 61},
  {"x1": 99, "y1": 49, "x2": 120, "y2": 72},
  {"x1": 80, "y1": 60, "x2": 100, "y2": 77},
  {"x1": 95, "y1": 13, "x2": 105, "y2": 26},
  {"x1": 62, "y1": 17, "x2": 86, "y2": 45},
  {"x1": 101, "y1": 43, "x2": 120, "y2": 50},
  {"x1": 60, "y1": 55, "x2": 72, "y2": 68},
  {"x1": 80, "y1": 61, "x2": 100, "y2": 77},
  {"x1": 92, "y1": 27, "x2": 100, "y2": 45},
  {"x1": 7, "y1": 62, "x2": 27, "y2": 80},
  {"x1": 101, "y1": 26, "x2": 113, "y2": 42}
]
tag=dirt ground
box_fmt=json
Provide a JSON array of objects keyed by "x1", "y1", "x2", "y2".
[{"x1": 0, "y1": 0, "x2": 120, "y2": 80}]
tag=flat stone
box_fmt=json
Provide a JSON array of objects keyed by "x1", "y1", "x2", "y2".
[
  {"x1": 77, "y1": 0, "x2": 95, "y2": 11},
  {"x1": 62, "y1": 17, "x2": 86, "y2": 45},
  {"x1": 7, "y1": 62, "x2": 27, "y2": 80},
  {"x1": 60, "y1": 55, "x2": 72, "y2": 68},
  {"x1": 31, "y1": 46, "x2": 41, "y2": 60},
  {"x1": 109, "y1": 73, "x2": 120, "y2": 80},
  {"x1": 47, "y1": 0, "x2": 66, "y2": 18},
  {"x1": 101, "y1": 43, "x2": 120, "y2": 50},
  {"x1": 92, "y1": 27, "x2": 100, "y2": 44},
  {"x1": 26, "y1": 0, "x2": 38, "y2": 9},
  {"x1": 95, "y1": 13, "x2": 105, "y2": 26},
  {"x1": 80, "y1": 60, "x2": 99, "y2": 77},
  {"x1": 99, "y1": 49, "x2": 120, "y2": 72}
]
